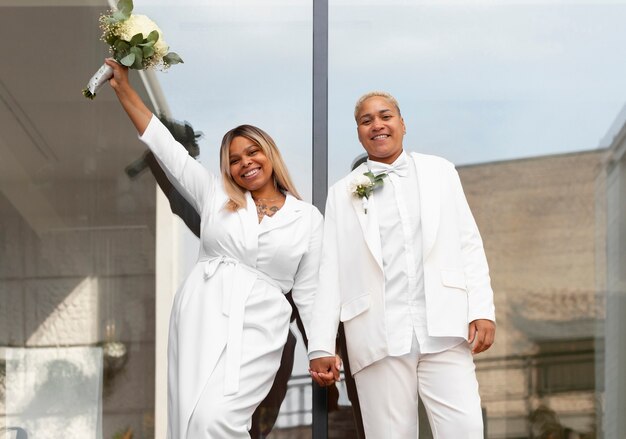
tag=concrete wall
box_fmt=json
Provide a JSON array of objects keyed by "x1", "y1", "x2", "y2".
[
  {"x1": 458, "y1": 150, "x2": 606, "y2": 438},
  {"x1": 0, "y1": 175, "x2": 157, "y2": 438}
]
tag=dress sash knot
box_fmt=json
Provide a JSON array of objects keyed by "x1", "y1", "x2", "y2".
[{"x1": 201, "y1": 256, "x2": 281, "y2": 395}]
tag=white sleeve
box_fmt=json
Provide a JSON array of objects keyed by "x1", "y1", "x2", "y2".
[
  {"x1": 290, "y1": 207, "x2": 324, "y2": 343},
  {"x1": 451, "y1": 165, "x2": 496, "y2": 323},
  {"x1": 307, "y1": 189, "x2": 342, "y2": 357},
  {"x1": 139, "y1": 115, "x2": 215, "y2": 214}
]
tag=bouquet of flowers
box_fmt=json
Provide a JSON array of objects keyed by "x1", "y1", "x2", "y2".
[{"x1": 82, "y1": 0, "x2": 182, "y2": 99}]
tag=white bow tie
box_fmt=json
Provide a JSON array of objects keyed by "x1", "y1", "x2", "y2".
[{"x1": 368, "y1": 157, "x2": 409, "y2": 177}]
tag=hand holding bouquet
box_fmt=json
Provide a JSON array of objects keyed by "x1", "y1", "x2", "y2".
[{"x1": 83, "y1": 0, "x2": 182, "y2": 99}]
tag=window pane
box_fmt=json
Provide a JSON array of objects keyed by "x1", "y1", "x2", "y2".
[
  {"x1": 328, "y1": 1, "x2": 626, "y2": 438},
  {"x1": 0, "y1": 3, "x2": 157, "y2": 438},
  {"x1": 128, "y1": 0, "x2": 314, "y2": 437}
]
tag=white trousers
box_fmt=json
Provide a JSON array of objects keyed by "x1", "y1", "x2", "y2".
[
  {"x1": 185, "y1": 285, "x2": 292, "y2": 438},
  {"x1": 353, "y1": 339, "x2": 484, "y2": 439}
]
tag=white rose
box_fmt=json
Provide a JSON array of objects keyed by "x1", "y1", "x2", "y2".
[
  {"x1": 349, "y1": 174, "x2": 372, "y2": 194},
  {"x1": 117, "y1": 14, "x2": 169, "y2": 61},
  {"x1": 119, "y1": 15, "x2": 167, "y2": 51},
  {"x1": 355, "y1": 174, "x2": 372, "y2": 187},
  {"x1": 154, "y1": 36, "x2": 169, "y2": 58},
  {"x1": 119, "y1": 14, "x2": 157, "y2": 39}
]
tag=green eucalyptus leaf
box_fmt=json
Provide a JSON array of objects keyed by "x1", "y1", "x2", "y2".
[
  {"x1": 120, "y1": 52, "x2": 136, "y2": 67},
  {"x1": 117, "y1": 0, "x2": 133, "y2": 18},
  {"x1": 147, "y1": 30, "x2": 159, "y2": 43},
  {"x1": 142, "y1": 45, "x2": 155, "y2": 58},
  {"x1": 129, "y1": 33, "x2": 144, "y2": 46},
  {"x1": 163, "y1": 52, "x2": 183, "y2": 65},
  {"x1": 105, "y1": 33, "x2": 118, "y2": 46},
  {"x1": 114, "y1": 39, "x2": 130, "y2": 52},
  {"x1": 112, "y1": 10, "x2": 127, "y2": 22},
  {"x1": 130, "y1": 46, "x2": 144, "y2": 69},
  {"x1": 138, "y1": 40, "x2": 155, "y2": 47}
]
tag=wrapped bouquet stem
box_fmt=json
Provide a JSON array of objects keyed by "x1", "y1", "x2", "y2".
[
  {"x1": 84, "y1": 63, "x2": 115, "y2": 98},
  {"x1": 83, "y1": 0, "x2": 182, "y2": 99}
]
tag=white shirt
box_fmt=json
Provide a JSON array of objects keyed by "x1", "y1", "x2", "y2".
[{"x1": 370, "y1": 151, "x2": 462, "y2": 355}]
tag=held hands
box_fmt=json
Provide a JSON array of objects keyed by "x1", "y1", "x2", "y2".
[
  {"x1": 468, "y1": 319, "x2": 496, "y2": 354},
  {"x1": 309, "y1": 355, "x2": 342, "y2": 387}
]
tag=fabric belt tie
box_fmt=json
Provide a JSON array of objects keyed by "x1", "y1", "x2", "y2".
[{"x1": 202, "y1": 256, "x2": 281, "y2": 396}]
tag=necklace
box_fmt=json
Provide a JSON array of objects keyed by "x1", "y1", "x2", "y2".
[{"x1": 252, "y1": 195, "x2": 284, "y2": 203}]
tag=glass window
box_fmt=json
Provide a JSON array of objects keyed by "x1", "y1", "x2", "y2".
[
  {"x1": 135, "y1": 1, "x2": 314, "y2": 436},
  {"x1": 1, "y1": 0, "x2": 315, "y2": 437},
  {"x1": 328, "y1": 1, "x2": 626, "y2": 438},
  {"x1": 1, "y1": 3, "x2": 157, "y2": 438},
  {"x1": 90, "y1": 0, "x2": 315, "y2": 437},
  {"x1": 3, "y1": 1, "x2": 625, "y2": 438}
]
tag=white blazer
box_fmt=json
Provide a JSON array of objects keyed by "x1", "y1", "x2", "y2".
[{"x1": 308, "y1": 152, "x2": 495, "y2": 375}]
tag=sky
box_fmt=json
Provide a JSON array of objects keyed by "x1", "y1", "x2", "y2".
[
  {"x1": 131, "y1": 0, "x2": 626, "y2": 378},
  {"x1": 134, "y1": 0, "x2": 626, "y2": 199}
]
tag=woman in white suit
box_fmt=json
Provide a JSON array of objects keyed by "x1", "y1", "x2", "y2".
[{"x1": 105, "y1": 59, "x2": 323, "y2": 439}]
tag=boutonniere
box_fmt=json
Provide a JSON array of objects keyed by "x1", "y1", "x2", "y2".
[{"x1": 349, "y1": 171, "x2": 387, "y2": 213}]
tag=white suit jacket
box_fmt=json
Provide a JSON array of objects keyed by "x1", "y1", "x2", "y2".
[{"x1": 308, "y1": 152, "x2": 495, "y2": 375}]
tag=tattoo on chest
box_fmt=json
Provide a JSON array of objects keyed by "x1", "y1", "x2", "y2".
[{"x1": 255, "y1": 202, "x2": 280, "y2": 222}]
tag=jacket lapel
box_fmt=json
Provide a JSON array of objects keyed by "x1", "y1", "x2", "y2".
[
  {"x1": 349, "y1": 164, "x2": 384, "y2": 271},
  {"x1": 238, "y1": 192, "x2": 259, "y2": 266},
  {"x1": 258, "y1": 194, "x2": 303, "y2": 234},
  {"x1": 411, "y1": 153, "x2": 440, "y2": 259}
]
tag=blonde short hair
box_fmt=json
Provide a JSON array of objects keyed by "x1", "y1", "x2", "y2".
[
  {"x1": 354, "y1": 91, "x2": 402, "y2": 122},
  {"x1": 219, "y1": 125, "x2": 301, "y2": 211}
]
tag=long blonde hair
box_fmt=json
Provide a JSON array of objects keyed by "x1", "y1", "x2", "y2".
[{"x1": 219, "y1": 125, "x2": 301, "y2": 211}]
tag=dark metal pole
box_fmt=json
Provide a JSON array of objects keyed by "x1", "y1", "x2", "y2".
[
  {"x1": 312, "y1": 0, "x2": 328, "y2": 214},
  {"x1": 312, "y1": 0, "x2": 329, "y2": 438}
]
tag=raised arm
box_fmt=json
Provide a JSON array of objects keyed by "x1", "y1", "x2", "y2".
[
  {"x1": 106, "y1": 58, "x2": 214, "y2": 214},
  {"x1": 105, "y1": 58, "x2": 152, "y2": 135}
]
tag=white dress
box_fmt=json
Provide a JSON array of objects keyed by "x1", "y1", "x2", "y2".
[{"x1": 139, "y1": 116, "x2": 323, "y2": 439}]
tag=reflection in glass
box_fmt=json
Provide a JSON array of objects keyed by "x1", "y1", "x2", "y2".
[
  {"x1": 0, "y1": 3, "x2": 157, "y2": 437},
  {"x1": 329, "y1": 1, "x2": 626, "y2": 438},
  {"x1": 133, "y1": 1, "x2": 315, "y2": 437},
  {"x1": 603, "y1": 128, "x2": 626, "y2": 439},
  {"x1": 5, "y1": 348, "x2": 102, "y2": 438},
  {"x1": 2, "y1": 0, "x2": 624, "y2": 437},
  {"x1": 459, "y1": 151, "x2": 604, "y2": 438}
]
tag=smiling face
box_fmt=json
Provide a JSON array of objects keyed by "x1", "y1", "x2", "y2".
[
  {"x1": 228, "y1": 136, "x2": 275, "y2": 195},
  {"x1": 356, "y1": 96, "x2": 406, "y2": 164}
]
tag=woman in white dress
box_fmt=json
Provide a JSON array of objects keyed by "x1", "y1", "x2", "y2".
[{"x1": 105, "y1": 59, "x2": 323, "y2": 438}]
